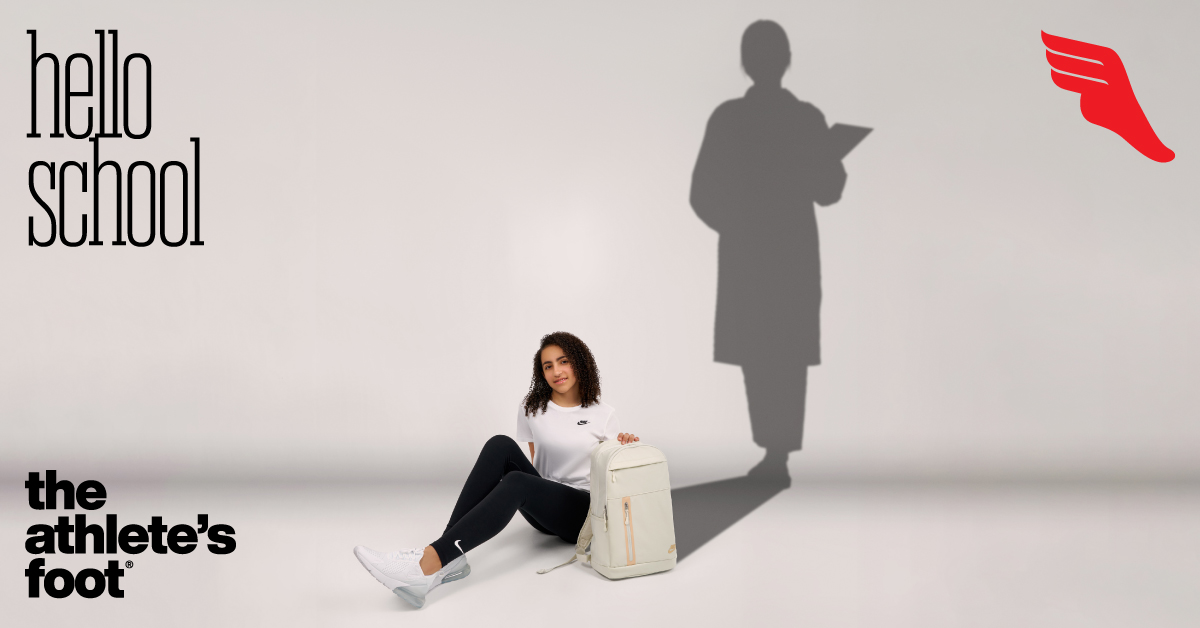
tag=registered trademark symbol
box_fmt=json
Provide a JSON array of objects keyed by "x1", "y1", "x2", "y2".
[{"x1": 125, "y1": 560, "x2": 133, "y2": 568}]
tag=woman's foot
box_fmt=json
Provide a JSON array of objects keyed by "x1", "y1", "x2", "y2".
[
  {"x1": 353, "y1": 546, "x2": 471, "y2": 609},
  {"x1": 418, "y1": 545, "x2": 441, "y2": 576}
]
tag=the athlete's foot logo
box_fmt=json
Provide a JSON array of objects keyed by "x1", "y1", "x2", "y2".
[{"x1": 1041, "y1": 31, "x2": 1174, "y2": 163}]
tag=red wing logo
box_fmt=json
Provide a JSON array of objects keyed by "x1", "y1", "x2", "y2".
[{"x1": 1041, "y1": 31, "x2": 1174, "y2": 163}]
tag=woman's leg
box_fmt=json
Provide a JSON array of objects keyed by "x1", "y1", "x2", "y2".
[
  {"x1": 442, "y1": 435, "x2": 540, "y2": 533},
  {"x1": 428, "y1": 471, "x2": 590, "y2": 567}
]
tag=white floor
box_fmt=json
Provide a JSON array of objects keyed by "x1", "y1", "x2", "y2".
[{"x1": 5, "y1": 480, "x2": 1199, "y2": 628}]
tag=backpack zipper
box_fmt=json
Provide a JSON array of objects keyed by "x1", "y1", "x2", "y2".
[{"x1": 622, "y1": 496, "x2": 636, "y2": 565}]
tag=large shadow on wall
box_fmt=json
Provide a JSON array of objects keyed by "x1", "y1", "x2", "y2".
[{"x1": 672, "y1": 20, "x2": 869, "y2": 561}]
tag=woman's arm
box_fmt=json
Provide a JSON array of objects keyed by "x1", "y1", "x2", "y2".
[{"x1": 528, "y1": 442, "x2": 534, "y2": 458}]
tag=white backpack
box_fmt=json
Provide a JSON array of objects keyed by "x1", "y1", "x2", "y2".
[{"x1": 538, "y1": 440, "x2": 677, "y2": 579}]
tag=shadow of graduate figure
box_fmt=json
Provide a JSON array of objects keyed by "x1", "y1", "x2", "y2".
[{"x1": 689, "y1": 20, "x2": 868, "y2": 484}]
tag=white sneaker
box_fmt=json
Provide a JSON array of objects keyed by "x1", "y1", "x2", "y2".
[
  {"x1": 353, "y1": 546, "x2": 471, "y2": 608},
  {"x1": 437, "y1": 553, "x2": 471, "y2": 586}
]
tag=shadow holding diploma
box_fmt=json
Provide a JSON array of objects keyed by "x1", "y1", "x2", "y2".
[{"x1": 675, "y1": 20, "x2": 869, "y2": 560}]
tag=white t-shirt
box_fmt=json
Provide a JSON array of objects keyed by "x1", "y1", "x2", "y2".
[{"x1": 516, "y1": 400, "x2": 620, "y2": 492}]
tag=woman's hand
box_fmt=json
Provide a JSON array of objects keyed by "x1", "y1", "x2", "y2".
[{"x1": 617, "y1": 433, "x2": 640, "y2": 445}]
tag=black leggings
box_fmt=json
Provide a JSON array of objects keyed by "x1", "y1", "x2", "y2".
[{"x1": 429, "y1": 435, "x2": 590, "y2": 564}]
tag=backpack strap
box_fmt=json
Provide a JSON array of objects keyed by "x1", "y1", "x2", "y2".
[{"x1": 537, "y1": 506, "x2": 593, "y2": 574}]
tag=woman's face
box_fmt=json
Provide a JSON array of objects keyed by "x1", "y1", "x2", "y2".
[{"x1": 540, "y1": 344, "x2": 577, "y2": 396}]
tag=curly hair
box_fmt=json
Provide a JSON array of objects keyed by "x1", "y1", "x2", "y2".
[{"x1": 522, "y1": 331, "x2": 601, "y2": 417}]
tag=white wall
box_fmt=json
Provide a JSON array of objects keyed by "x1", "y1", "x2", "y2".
[{"x1": 2, "y1": 0, "x2": 1197, "y2": 484}]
